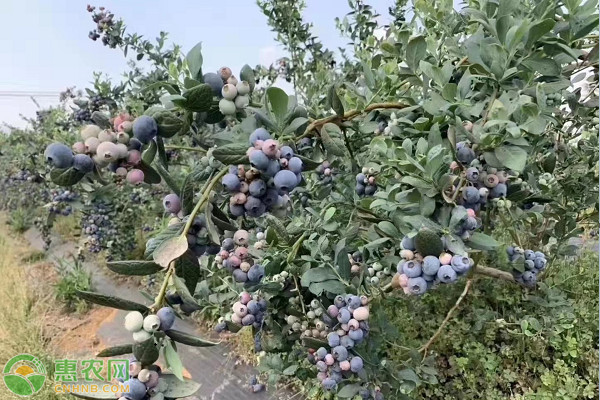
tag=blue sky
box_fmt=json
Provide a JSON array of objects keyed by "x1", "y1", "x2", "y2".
[{"x1": 0, "y1": 0, "x2": 395, "y2": 128}]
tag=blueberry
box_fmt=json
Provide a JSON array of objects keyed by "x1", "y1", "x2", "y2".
[
  {"x1": 422, "y1": 255, "x2": 441, "y2": 275},
  {"x1": 437, "y1": 265, "x2": 458, "y2": 283},
  {"x1": 156, "y1": 307, "x2": 175, "y2": 330},
  {"x1": 423, "y1": 273, "x2": 435, "y2": 281},
  {"x1": 534, "y1": 257, "x2": 547, "y2": 270},
  {"x1": 242, "y1": 314, "x2": 255, "y2": 326},
  {"x1": 507, "y1": 246, "x2": 515, "y2": 256},
  {"x1": 288, "y1": 157, "x2": 303, "y2": 173},
  {"x1": 247, "y1": 264, "x2": 265, "y2": 282},
  {"x1": 490, "y1": 183, "x2": 507, "y2": 198},
  {"x1": 316, "y1": 347, "x2": 328, "y2": 360},
  {"x1": 222, "y1": 238, "x2": 235, "y2": 251},
  {"x1": 463, "y1": 186, "x2": 480, "y2": 203},
  {"x1": 262, "y1": 189, "x2": 279, "y2": 207},
  {"x1": 222, "y1": 173, "x2": 241, "y2": 192},
  {"x1": 132, "y1": 115, "x2": 158, "y2": 144},
  {"x1": 274, "y1": 170, "x2": 298, "y2": 192},
  {"x1": 348, "y1": 328, "x2": 364, "y2": 341},
  {"x1": 163, "y1": 194, "x2": 181, "y2": 214},
  {"x1": 407, "y1": 277, "x2": 427, "y2": 295},
  {"x1": 203, "y1": 72, "x2": 224, "y2": 96},
  {"x1": 249, "y1": 128, "x2": 271, "y2": 145},
  {"x1": 464, "y1": 216, "x2": 478, "y2": 230},
  {"x1": 230, "y1": 204, "x2": 245, "y2": 217},
  {"x1": 122, "y1": 378, "x2": 147, "y2": 400},
  {"x1": 327, "y1": 332, "x2": 340, "y2": 347},
  {"x1": 280, "y1": 146, "x2": 294, "y2": 159},
  {"x1": 451, "y1": 255, "x2": 471, "y2": 273},
  {"x1": 340, "y1": 335, "x2": 355, "y2": 348},
  {"x1": 244, "y1": 196, "x2": 266, "y2": 217},
  {"x1": 264, "y1": 159, "x2": 281, "y2": 177},
  {"x1": 249, "y1": 179, "x2": 267, "y2": 197},
  {"x1": 128, "y1": 138, "x2": 143, "y2": 151},
  {"x1": 401, "y1": 236, "x2": 416, "y2": 251},
  {"x1": 249, "y1": 149, "x2": 270, "y2": 170},
  {"x1": 233, "y1": 269, "x2": 248, "y2": 282},
  {"x1": 73, "y1": 154, "x2": 94, "y2": 172},
  {"x1": 332, "y1": 345, "x2": 348, "y2": 361},
  {"x1": 524, "y1": 250, "x2": 535, "y2": 260},
  {"x1": 166, "y1": 291, "x2": 182, "y2": 305},
  {"x1": 347, "y1": 295, "x2": 361, "y2": 309},
  {"x1": 521, "y1": 270, "x2": 537, "y2": 287},
  {"x1": 44, "y1": 143, "x2": 73, "y2": 168},
  {"x1": 355, "y1": 183, "x2": 365, "y2": 195},
  {"x1": 247, "y1": 300, "x2": 260, "y2": 314},
  {"x1": 534, "y1": 251, "x2": 546, "y2": 259},
  {"x1": 350, "y1": 356, "x2": 364, "y2": 372},
  {"x1": 364, "y1": 185, "x2": 377, "y2": 196},
  {"x1": 466, "y1": 167, "x2": 480, "y2": 182},
  {"x1": 334, "y1": 295, "x2": 346, "y2": 308},
  {"x1": 402, "y1": 260, "x2": 422, "y2": 278},
  {"x1": 338, "y1": 308, "x2": 351, "y2": 324},
  {"x1": 456, "y1": 146, "x2": 475, "y2": 164},
  {"x1": 525, "y1": 260, "x2": 535, "y2": 270},
  {"x1": 322, "y1": 378, "x2": 337, "y2": 391}
]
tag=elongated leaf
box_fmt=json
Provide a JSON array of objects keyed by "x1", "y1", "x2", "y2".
[
  {"x1": 144, "y1": 222, "x2": 184, "y2": 259},
  {"x1": 138, "y1": 160, "x2": 162, "y2": 184},
  {"x1": 240, "y1": 64, "x2": 255, "y2": 92},
  {"x1": 334, "y1": 238, "x2": 352, "y2": 281},
  {"x1": 266, "y1": 86, "x2": 289, "y2": 121},
  {"x1": 142, "y1": 140, "x2": 158, "y2": 164},
  {"x1": 161, "y1": 374, "x2": 201, "y2": 398},
  {"x1": 212, "y1": 143, "x2": 250, "y2": 164},
  {"x1": 295, "y1": 154, "x2": 321, "y2": 171},
  {"x1": 153, "y1": 235, "x2": 189, "y2": 268},
  {"x1": 467, "y1": 232, "x2": 500, "y2": 250},
  {"x1": 494, "y1": 145, "x2": 527, "y2": 172},
  {"x1": 320, "y1": 123, "x2": 347, "y2": 157},
  {"x1": 180, "y1": 167, "x2": 213, "y2": 216},
  {"x1": 186, "y1": 41, "x2": 203, "y2": 80},
  {"x1": 204, "y1": 204, "x2": 221, "y2": 245},
  {"x1": 154, "y1": 110, "x2": 184, "y2": 138},
  {"x1": 526, "y1": 18, "x2": 555, "y2": 48},
  {"x1": 50, "y1": 168, "x2": 86, "y2": 186},
  {"x1": 406, "y1": 36, "x2": 426, "y2": 71},
  {"x1": 75, "y1": 290, "x2": 148, "y2": 313},
  {"x1": 173, "y1": 275, "x2": 199, "y2": 308},
  {"x1": 156, "y1": 137, "x2": 168, "y2": 170},
  {"x1": 164, "y1": 340, "x2": 184, "y2": 381},
  {"x1": 282, "y1": 117, "x2": 309, "y2": 135},
  {"x1": 165, "y1": 329, "x2": 219, "y2": 347},
  {"x1": 106, "y1": 260, "x2": 163, "y2": 276},
  {"x1": 156, "y1": 164, "x2": 181, "y2": 194},
  {"x1": 265, "y1": 214, "x2": 290, "y2": 244},
  {"x1": 91, "y1": 111, "x2": 111, "y2": 129},
  {"x1": 175, "y1": 250, "x2": 200, "y2": 294},
  {"x1": 300, "y1": 267, "x2": 339, "y2": 286},
  {"x1": 327, "y1": 85, "x2": 344, "y2": 116},
  {"x1": 133, "y1": 338, "x2": 159, "y2": 366},
  {"x1": 338, "y1": 383, "x2": 362, "y2": 398},
  {"x1": 96, "y1": 344, "x2": 133, "y2": 357}
]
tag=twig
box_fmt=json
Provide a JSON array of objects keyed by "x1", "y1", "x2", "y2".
[
  {"x1": 151, "y1": 264, "x2": 174, "y2": 311},
  {"x1": 292, "y1": 275, "x2": 306, "y2": 315},
  {"x1": 474, "y1": 265, "x2": 514, "y2": 281},
  {"x1": 164, "y1": 145, "x2": 207, "y2": 153},
  {"x1": 181, "y1": 168, "x2": 228, "y2": 237},
  {"x1": 419, "y1": 279, "x2": 473, "y2": 356}
]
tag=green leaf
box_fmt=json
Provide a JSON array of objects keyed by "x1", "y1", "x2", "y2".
[
  {"x1": 327, "y1": 85, "x2": 345, "y2": 116},
  {"x1": 522, "y1": 54, "x2": 560, "y2": 76},
  {"x1": 282, "y1": 117, "x2": 309, "y2": 135},
  {"x1": 204, "y1": 204, "x2": 221, "y2": 245},
  {"x1": 106, "y1": 260, "x2": 163, "y2": 276},
  {"x1": 362, "y1": 62, "x2": 376, "y2": 89},
  {"x1": 174, "y1": 250, "x2": 200, "y2": 294},
  {"x1": 75, "y1": 290, "x2": 148, "y2": 313},
  {"x1": 186, "y1": 41, "x2": 203, "y2": 80},
  {"x1": 161, "y1": 374, "x2": 202, "y2": 398},
  {"x1": 308, "y1": 280, "x2": 346, "y2": 296},
  {"x1": 526, "y1": 18, "x2": 555, "y2": 48},
  {"x1": 212, "y1": 143, "x2": 250, "y2": 165},
  {"x1": 182, "y1": 84, "x2": 213, "y2": 112},
  {"x1": 138, "y1": 160, "x2": 162, "y2": 184},
  {"x1": 403, "y1": 215, "x2": 443, "y2": 232},
  {"x1": 50, "y1": 168, "x2": 86, "y2": 186},
  {"x1": 300, "y1": 267, "x2": 339, "y2": 287},
  {"x1": 145, "y1": 223, "x2": 184, "y2": 259},
  {"x1": 156, "y1": 137, "x2": 168, "y2": 169},
  {"x1": 153, "y1": 235, "x2": 189, "y2": 268},
  {"x1": 165, "y1": 329, "x2": 219, "y2": 347},
  {"x1": 266, "y1": 86, "x2": 288, "y2": 121},
  {"x1": 377, "y1": 221, "x2": 399, "y2": 237},
  {"x1": 334, "y1": 238, "x2": 352, "y2": 281},
  {"x1": 265, "y1": 214, "x2": 290, "y2": 244},
  {"x1": 155, "y1": 164, "x2": 180, "y2": 194},
  {"x1": 401, "y1": 176, "x2": 433, "y2": 191},
  {"x1": 172, "y1": 275, "x2": 199, "y2": 308},
  {"x1": 494, "y1": 145, "x2": 527, "y2": 172},
  {"x1": 153, "y1": 109, "x2": 185, "y2": 138},
  {"x1": 91, "y1": 111, "x2": 111, "y2": 129},
  {"x1": 294, "y1": 154, "x2": 321, "y2": 171},
  {"x1": 180, "y1": 167, "x2": 213, "y2": 215},
  {"x1": 164, "y1": 340, "x2": 184, "y2": 381},
  {"x1": 133, "y1": 338, "x2": 159, "y2": 366},
  {"x1": 142, "y1": 139, "x2": 158, "y2": 164},
  {"x1": 406, "y1": 35, "x2": 427, "y2": 71},
  {"x1": 320, "y1": 123, "x2": 347, "y2": 157},
  {"x1": 467, "y1": 232, "x2": 500, "y2": 250},
  {"x1": 338, "y1": 383, "x2": 362, "y2": 398},
  {"x1": 96, "y1": 344, "x2": 133, "y2": 357}
]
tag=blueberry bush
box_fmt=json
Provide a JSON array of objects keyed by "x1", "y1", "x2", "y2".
[{"x1": 1, "y1": 0, "x2": 598, "y2": 399}]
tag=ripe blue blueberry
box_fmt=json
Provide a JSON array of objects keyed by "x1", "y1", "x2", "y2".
[
  {"x1": 246, "y1": 300, "x2": 260, "y2": 314},
  {"x1": 350, "y1": 357, "x2": 364, "y2": 372},
  {"x1": 423, "y1": 273, "x2": 435, "y2": 281},
  {"x1": 322, "y1": 378, "x2": 337, "y2": 391},
  {"x1": 437, "y1": 264, "x2": 458, "y2": 283},
  {"x1": 230, "y1": 204, "x2": 245, "y2": 217},
  {"x1": 348, "y1": 328, "x2": 364, "y2": 342},
  {"x1": 408, "y1": 277, "x2": 427, "y2": 295},
  {"x1": 122, "y1": 378, "x2": 147, "y2": 400},
  {"x1": 534, "y1": 257, "x2": 547, "y2": 270},
  {"x1": 249, "y1": 128, "x2": 271, "y2": 145},
  {"x1": 316, "y1": 347, "x2": 328, "y2": 360},
  {"x1": 222, "y1": 238, "x2": 235, "y2": 251},
  {"x1": 274, "y1": 170, "x2": 298, "y2": 192},
  {"x1": 457, "y1": 146, "x2": 475, "y2": 164},
  {"x1": 347, "y1": 295, "x2": 361, "y2": 310},
  {"x1": 466, "y1": 167, "x2": 480, "y2": 182},
  {"x1": 356, "y1": 173, "x2": 367, "y2": 184},
  {"x1": 521, "y1": 270, "x2": 537, "y2": 287},
  {"x1": 402, "y1": 260, "x2": 422, "y2": 278},
  {"x1": 156, "y1": 307, "x2": 175, "y2": 330},
  {"x1": 44, "y1": 143, "x2": 74, "y2": 168},
  {"x1": 316, "y1": 360, "x2": 327, "y2": 372},
  {"x1": 334, "y1": 295, "x2": 345, "y2": 308},
  {"x1": 280, "y1": 146, "x2": 294, "y2": 159},
  {"x1": 247, "y1": 264, "x2": 265, "y2": 282},
  {"x1": 222, "y1": 173, "x2": 241, "y2": 192},
  {"x1": 524, "y1": 250, "x2": 535, "y2": 260},
  {"x1": 232, "y1": 269, "x2": 248, "y2": 282},
  {"x1": 355, "y1": 183, "x2": 365, "y2": 195},
  {"x1": 262, "y1": 189, "x2": 279, "y2": 207},
  {"x1": 73, "y1": 154, "x2": 94, "y2": 173},
  {"x1": 340, "y1": 335, "x2": 355, "y2": 348},
  {"x1": 132, "y1": 115, "x2": 158, "y2": 144},
  {"x1": 364, "y1": 185, "x2": 377, "y2": 196},
  {"x1": 249, "y1": 149, "x2": 270, "y2": 171},
  {"x1": 248, "y1": 179, "x2": 267, "y2": 197},
  {"x1": 534, "y1": 251, "x2": 545, "y2": 259},
  {"x1": 525, "y1": 260, "x2": 535, "y2": 270},
  {"x1": 422, "y1": 256, "x2": 441, "y2": 275},
  {"x1": 464, "y1": 216, "x2": 478, "y2": 231},
  {"x1": 288, "y1": 157, "x2": 303, "y2": 173},
  {"x1": 242, "y1": 314, "x2": 256, "y2": 326},
  {"x1": 338, "y1": 308, "x2": 351, "y2": 324},
  {"x1": 401, "y1": 236, "x2": 416, "y2": 251},
  {"x1": 203, "y1": 72, "x2": 224, "y2": 96},
  {"x1": 463, "y1": 186, "x2": 480, "y2": 203},
  {"x1": 264, "y1": 159, "x2": 281, "y2": 177},
  {"x1": 244, "y1": 196, "x2": 266, "y2": 217},
  {"x1": 451, "y1": 255, "x2": 471, "y2": 273},
  {"x1": 163, "y1": 194, "x2": 181, "y2": 214},
  {"x1": 327, "y1": 332, "x2": 340, "y2": 347},
  {"x1": 490, "y1": 183, "x2": 507, "y2": 198},
  {"x1": 332, "y1": 345, "x2": 348, "y2": 361}
]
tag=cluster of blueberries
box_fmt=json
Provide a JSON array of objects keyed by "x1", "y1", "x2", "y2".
[
  {"x1": 286, "y1": 298, "x2": 327, "y2": 338},
  {"x1": 201, "y1": 67, "x2": 252, "y2": 116},
  {"x1": 373, "y1": 111, "x2": 401, "y2": 137},
  {"x1": 315, "y1": 161, "x2": 335, "y2": 186},
  {"x1": 507, "y1": 246, "x2": 547, "y2": 287},
  {"x1": 452, "y1": 142, "x2": 512, "y2": 211},
  {"x1": 395, "y1": 236, "x2": 474, "y2": 295},
  {"x1": 81, "y1": 201, "x2": 116, "y2": 254},
  {"x1": 221, "y1": 128, "x2": 302, "y2": 218},
  {"x1": 48, "y1": 189, "x2": 78, "y2": 216},
  {"x1": 86, "y1": 5, "x2": 121, "y2": 48},
  {"x1": 118, "y1": 308, "x2": 176, "y2": 400},
  {"x1": 167, "y1": 214, "x2": 219, "y2": 258},
  {"x1": 214, "y1": 230, "x2": 265, "y2": 283},
  {"x1": 355, "y1": 168, "x2": 378, "y2": 197},
  {"x1": 307, "y1": 294, "x2": 370, "y2": 391},
  {"x1": 0, "y1": 170, "x2": 48, "y2": 212},
  {"x1": 44, "y1": 112, "x2": 163, "y2": 186},
  {"x1": 451, "y1": 205, "x2": 481, "y2": 241},
  {"x1": 215, "y1": 291, "x2": 268, "y2": 331}
]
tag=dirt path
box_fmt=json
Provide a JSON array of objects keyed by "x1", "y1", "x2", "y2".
[{"x1": 23, "y1": 227, "x2": 295, "y2": 400}]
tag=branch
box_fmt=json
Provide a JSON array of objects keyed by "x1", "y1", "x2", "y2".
[
  {"x1": 181, "y1": 168, "x2": 228, "y2": 237},
  {"x1": 419, "y1": 279, "x2": 473, "y2": 356},
  {"x1": 296, "y1": 102, "x2": 410, "y2": 140},
  {"x1": 164, "y1": 145, "x2": 207, "y2": 153},
  {"x1": 474, "y1": 265, "x2": 515, "y2": 281}
]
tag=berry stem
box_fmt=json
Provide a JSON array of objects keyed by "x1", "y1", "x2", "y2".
[
  {"x1": 181, "y1": 168, "x2": 228, "y2": 237},
  {"x1": 152, "y1": 263, "x2": 174, "y2": 311},
  {"x1": 292, "y1": 275, "x2": 306, "y2": 316}
]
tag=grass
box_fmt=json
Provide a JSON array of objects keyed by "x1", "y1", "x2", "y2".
[
  {"x1": 0, "y1": 224, "x2": 61, "y2": 399},
  {"x1": 54, "y1": 256, "x2": 92, "y2": 314},
  {"x1": 52, "y1": 212, "x2": 80, "y2": 242},
  {"x1": 7, "y1": 208, "x2": 33, "y2": 233}
]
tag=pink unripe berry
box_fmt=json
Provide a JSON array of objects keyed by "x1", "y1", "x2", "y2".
[
  {"x1": 126, "y1": 169, "x2": 144, "y2": 185},
  {"x1": 228, "y1": 255, "x2": 241, "y2": 268},
  {"x1": 280, "y1": 158, "x2": 289, "y2": 168},
  {"x1": 400, "y1": 249, "x2": 414, "y2": 260},
  {"x1": 450, "y1": 161, "x2": 459, "y2": 170},
  {"x1": 239, "y1": 181, "x2": 249, "y2": 193},
  {"x1": 340, "y1": 360, "x2": 351, "y2": 371},
  {"x1": 219, "y1": 250, "x2": 230, "y2": 259},
  {"x1": 72, "y1": 142, "x2": 85, "y2": 154},
  {"x1": 348, "y1": 319, "x2": 359, "y2": 330},
  {"x1": 232, "y1": 301, "x2": 248, "y2": 317},
  {"x1": 399, "y1": 274, "x2": 409, "y2": 287},
  {"x1": 231, "y1": 313, "x2": 242, "y2": 324},
  {"x1": 261, "y1": 139, "x2": 279, "y2": 158},
  {"x1": 466, "y1": 208, "x2": 476, "y2": 218},
  {"x1": 232, "y1": 192, "x2": 247, "y2": 205},
  {"x1": 120, "y1": 120, "x2": 133, "y2": 133},
  {"x1": 351, "y1": 264, "x2": 361, "y2": 274},
  {"x1": 327, "y1": 305, "x2": 339, "y2": 317},
  {"x1": 439, "y1": 253, "x2": 453, "y2": 265},
  {"x1": 352, "y1": 307, "x2": 369, "y2": 321},
  {"x1": 403, "y1": 286, "x2": 411, "y2": 294},
  {"x1": 127, "y1": 150, "x2": 141, "y2": 165},
  {"x1": 235, "y1": 247, "x2": 248, "y2": 259},
  {"x1": 324, "y1": 168, "x2": 332, "y2": 176},
  {"x1": 239, "y1": 292, "x2": 252, "y2": 305},
  {"x1": 129, "y1": 362, "x2": 142, "y2": 377},
  {"x1": 254, "y1": 140, "x2": 264, "y2": 149},
  {"x1": 85, "y1": 137, "x2": 100, "y2": 153},
  {"x1": 324, "y1": 354, "x2": 335, "y2": 365},
  {"x1": 116, "y1": 167, "x2": 128, "y2": 177},
  {"x1": 227, "y1": 75, "x2": 239, "y2": 86},
  {"x1": 368, "y1": 176, "x2": 376, "y2": 185},
  {"x1": 219, "y1": 67, "x2": 232, "y2": 81}
]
